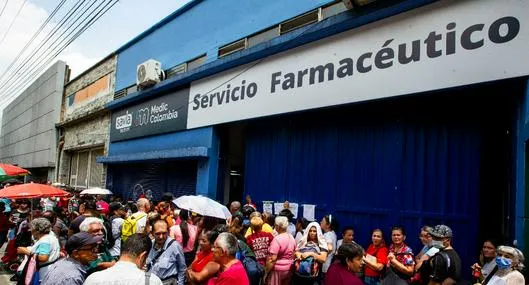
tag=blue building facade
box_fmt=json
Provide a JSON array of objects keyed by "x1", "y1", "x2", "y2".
[{"x1": 100, "y1": 0, "x2": 529, "y2": 278}]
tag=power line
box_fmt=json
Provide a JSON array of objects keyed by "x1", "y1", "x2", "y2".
[
  {"x1": 0, "y1": 0, "x2": 104, "y2": 103},
  {"x1": 0, "y1": 0, "x2": 9, "y2": 20},
  {"x1": 0, "y1": 0, "x2": 68, "y2": 84},
  {"x1": 0, "y1": 0, "x2": 28, "y2": 48},
  {"x1": 0, "y1": 0, "x2": 119, "y2": 106},
  {"x1": 0, "y1": 0, "x2": 95, "y2": 106},
  {"x1": 0, "y1": 0, "x2": 90, "y2": 92}
]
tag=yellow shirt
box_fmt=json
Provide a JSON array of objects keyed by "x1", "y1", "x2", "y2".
[{"x1": 244, "y1": 223, "x2": 275, "y2": 238}]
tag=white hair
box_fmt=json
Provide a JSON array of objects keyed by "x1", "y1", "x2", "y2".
[
  {"x1": 498, "y1": 245, "x2": 525, "y2": 271},
  {"x1": 275, "y1": 216, "x2": 289, "y2": 231},
  {"x1": 216, "y1": 232, "x2": 238, "y2": 256},
  {"x1": 79, "y1": 217, "x2": 104, "y2": 233}
]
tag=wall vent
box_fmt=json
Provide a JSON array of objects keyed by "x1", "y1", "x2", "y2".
[
  {"x1": 166, "y1": 63, "x2": 187, "y2": 79},
  {"x1": 279, "y1": 9, "x2": 321, "y2": 35},
  {"x1": 218, "y1": 38, "x2": 247, "y2": 58}
]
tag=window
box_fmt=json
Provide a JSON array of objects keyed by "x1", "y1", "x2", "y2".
[{"x1": 69, "y1": 148, "x2": 105, "y2": 188}]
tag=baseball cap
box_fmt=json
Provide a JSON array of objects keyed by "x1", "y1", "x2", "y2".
[
  {"x1": 96, "y1": 201, "x2": 109, "y2": 215},
  {"x1": 109, "y1": 202, "x2": 125, "y2": 213},
  {"x1": 66, "y1": 232, "x2": 102, "y2": 254},
  {"x1": 428, "y1": 224, "x2": 453, "y2": 238}
]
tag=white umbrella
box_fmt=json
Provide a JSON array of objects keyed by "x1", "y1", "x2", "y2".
[
  {"x1": 80, "y1": 187, "x2": 113, "y2": 195},
  {"x1": 173, "y1": 195, "x2": 231, "y2": 219}
]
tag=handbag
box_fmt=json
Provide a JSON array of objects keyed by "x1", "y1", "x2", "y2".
[{"x1": 17, "y1": 254, "x2": 40, "y2": 285}]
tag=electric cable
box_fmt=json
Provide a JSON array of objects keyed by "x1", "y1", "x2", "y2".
[
  {"x1": 0, "y1": 0, "x2": 119, "y2": 106},
  {"x1": 0, "y1": 0, "x2": 67, "y2": 84},
  {"x1": 0, "y1": 0, "x2": 98, "y2": 106},
  {"x1": 0, "y1": 0, "x2": 28, "y2": 48},
  {"x1": 0, "y1": 0, "x2": 9, "y2": 20},
  {"x1": 0, "y1": 0, "x2": 90, "y2": 94}
]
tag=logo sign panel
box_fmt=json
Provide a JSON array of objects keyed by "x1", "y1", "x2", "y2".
[
  {"x1": 110, "y1": 88, "x2": 189, "y2": 142},
  {"x1": 188, "y1": 0, "x2": 529, "y2": 129}
]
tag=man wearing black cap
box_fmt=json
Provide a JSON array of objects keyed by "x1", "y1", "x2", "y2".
[
  {"x1": 109, "y1": 202, "x2": 127, "y2": 258},
  {"x1": 41, "y1": 232, "x2": 102, "y2": 285},
  {"x1": 420, "y1": 225, "x2": 461, "y2": 285}
]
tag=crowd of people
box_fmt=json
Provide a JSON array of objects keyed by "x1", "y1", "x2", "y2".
[{"x1": 0, "y1": 189, "x2": 525, "y2": 285}]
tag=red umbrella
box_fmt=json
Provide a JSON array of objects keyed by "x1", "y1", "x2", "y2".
[
  {"x1": 0, "y1": 164, "x2": 30, "y2": 181},
  {"x1": 0, "y1": 183, "x2": 69, "y2": 199}
]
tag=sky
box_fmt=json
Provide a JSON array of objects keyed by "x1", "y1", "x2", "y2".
[{"x1": 0, "y1": 0, "x2": 192, "y2": 111}]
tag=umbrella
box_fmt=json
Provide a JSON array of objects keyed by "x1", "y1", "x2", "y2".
[
  {"x1": 0, "y1": 183, "x2": 69, "y2": 199},
  {"x1": 0, "y1": 164, "x2": 30, "y2": 182},
  {"x1": 80, "y1": 187, "x2": 113, "y2": 195},
  {"x1": 173, "y1": 195, "x2": 231, "y2": 219}
]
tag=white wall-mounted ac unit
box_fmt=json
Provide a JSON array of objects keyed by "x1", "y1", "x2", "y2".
[{"x1": 136, "y1": 59, "x2": 164, "y2": 89}]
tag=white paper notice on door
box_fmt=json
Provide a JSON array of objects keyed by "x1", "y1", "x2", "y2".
[
  {"x1": 303, "y1": 204, "x2": 315, "y2": 221},
  {"x1": 263, "y1": 201, "x2": 273, "y2": 214}
]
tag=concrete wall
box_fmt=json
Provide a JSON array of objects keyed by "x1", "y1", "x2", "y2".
[
  {"x1": 57, "y1": 56, "x2": 116, "y2": 185},
  {"x1": 0, "y1": 61, "x2": 67, "y2": 170}
]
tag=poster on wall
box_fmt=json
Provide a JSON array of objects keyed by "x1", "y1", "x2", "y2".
[
  {"x1": 110, "y1": 88, "x2": 190, "y2": 142},
  {"x1": 188, "y1": 0, "x2": 529, "y2": 129}
]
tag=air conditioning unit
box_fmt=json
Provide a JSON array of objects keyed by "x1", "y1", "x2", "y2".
[{"x1": 136, "y1": 59, "x2": 164, "y2": 89}]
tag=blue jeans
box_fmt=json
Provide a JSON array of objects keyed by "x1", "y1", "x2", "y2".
[{"x1": 364, "y1": 276, "x2": 381, "y2": 285}]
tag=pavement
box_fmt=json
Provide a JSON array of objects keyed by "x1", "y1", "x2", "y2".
[{"x1": 0, "y1": 242, "x2": 17, "y2": 285}]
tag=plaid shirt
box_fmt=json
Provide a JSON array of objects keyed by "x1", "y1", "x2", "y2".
[{"x1": 388, "y1": 243, "x2": 414, "y2": 266}]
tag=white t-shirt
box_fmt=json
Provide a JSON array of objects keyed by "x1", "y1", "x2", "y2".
[{"x1": 322, "y1": 230, "x2": 337, "y2": 273}]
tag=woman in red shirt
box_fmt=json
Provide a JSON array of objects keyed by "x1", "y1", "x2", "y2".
[
  {"x1": 363, "y1": 229, "x2": 388, "y2": 285},
  {"x1": 324, "y1": 242, "x2": 365, "y2": 285},
  {"x1": 188, "y1": 229, "x2": 221, "y2": 285}
]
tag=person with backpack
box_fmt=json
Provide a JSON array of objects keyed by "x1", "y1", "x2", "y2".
[
  {"x1": 109, "y1": 202, "x2": 127, "y2": 259},
  {"x1": 209, "y1": 232, "x2": 250, "y2": 285},
  {"x1": 146, "y1": 219, "x2": 186, "y2": 285},
  {"x1": 121, "y1": 198, "x2": 150, "y2": 241},
  {"x1": 228, "y1": 214, "x2": 263, "y2": 285},
  {"x1": 419, "y1": 225, "x2": 461, "y2": 285},
  {"x1": 292, "y1": 222, "x2": 329, "y2": 285}
]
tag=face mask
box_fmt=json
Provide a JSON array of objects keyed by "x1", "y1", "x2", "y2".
[
  {"x1": 431, "y1": 240, "x2": 445, "y2": 249},
  {"x1": 496, "y1": 256, "x2": 512, "y2": 270}
]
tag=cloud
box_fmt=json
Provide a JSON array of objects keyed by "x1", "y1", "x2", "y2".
[{"x1": 58, "y1": 51, "x2": 99, "y2": 79}]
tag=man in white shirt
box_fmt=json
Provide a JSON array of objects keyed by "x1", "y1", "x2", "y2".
[{"x1": 83, "y1": 233, "x2": 163, "y2": 285}]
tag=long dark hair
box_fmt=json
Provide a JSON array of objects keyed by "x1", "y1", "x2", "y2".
[{"x1": 179, "y1": 209, "x2": 190, "y2": 247}]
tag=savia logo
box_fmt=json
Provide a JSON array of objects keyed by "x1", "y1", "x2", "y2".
[{"x1": 115, "y1": 111, "x2": 132, "y2": 130}]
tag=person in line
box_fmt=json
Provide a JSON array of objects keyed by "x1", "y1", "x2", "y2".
[
  {"x1": 16, "y1": 217, "x2": 60, "y2": 281},
  {"x1": 109, "y1": 202, "x2": 127, "y2": 259},
  {"x1": 170, "y1": 209, "x2": 198, "y2": 266},
  {"x1": 381, "y1": 226, "x2": 414, "y2": 285},
  {"x1": 265, "y1": 216, "x2": 296, "y2": 285},
  {"x1": 187, "y1": 229, "x2": 222, "y2": 285},
  {"x1": 246, "y1": 214, "x2": 274, "y2": 266},
  {"x1": 244, "y1": 211, "x2": 275, "y2": 238},
  {"x1": 135, "y1": 198, "x2": 151, "y2": 234},
  {"x1": 41, "y1": 232, "x2": 102, "y2": 285},
  {"x1": 277, "y1": 209, "x2": 296, "y2": 237},
  {"x1": 471, "y1": 239, "x2": 498, "y2": 283},
  {"x1": 419, "y1": 225, "x2": 461, "y2": 285},
  {"x1": 83, "y1": 233, "x2": 164, "y2": 285},
  {"x1": 69, "y1": 200, "x2": 100, "y2": 236},
  {"x1": 336, "y1": 226, "x2": 355, "y2": 249},
  {"x1": 363, "y1": 228, "x2": 388, "y2": 285},
  {"x1": 295, "y1": 217, "x2": 309, "y2": 243},
  {"x1": 293, "y1": 221, "x2": 329, "y2": 284},
  {"x1": 0, "y1": 201, "x2": 10, "y2": 249},
  {"x1": 320, "y1": 214, "x2": 338, "y2": 275},
  {"x1": 79, "y1": 217, "x2": 116, "y2": 273},
  {"x1": 147, "y1": 219, "x2": 187, "y2": 285},
  {"x1": 229, "y1": 201, "x2": 242, "y2": 216},
  {"x1": 414, "y1": 226, "x2": 439, "y2": 274},
  {"x1": 324, "y1": 242, "x2": 365, "y2": 285},
  {"x1": 478, "y1": 245, "x2": 525, "y2": 285},
  {"x1": 209, "y1": 232, "x2": 250, "y2": 285}
]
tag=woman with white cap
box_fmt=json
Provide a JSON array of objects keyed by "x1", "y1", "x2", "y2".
[{"x1": 478, "y1": 245, "x2": 525, "y2": 285}]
